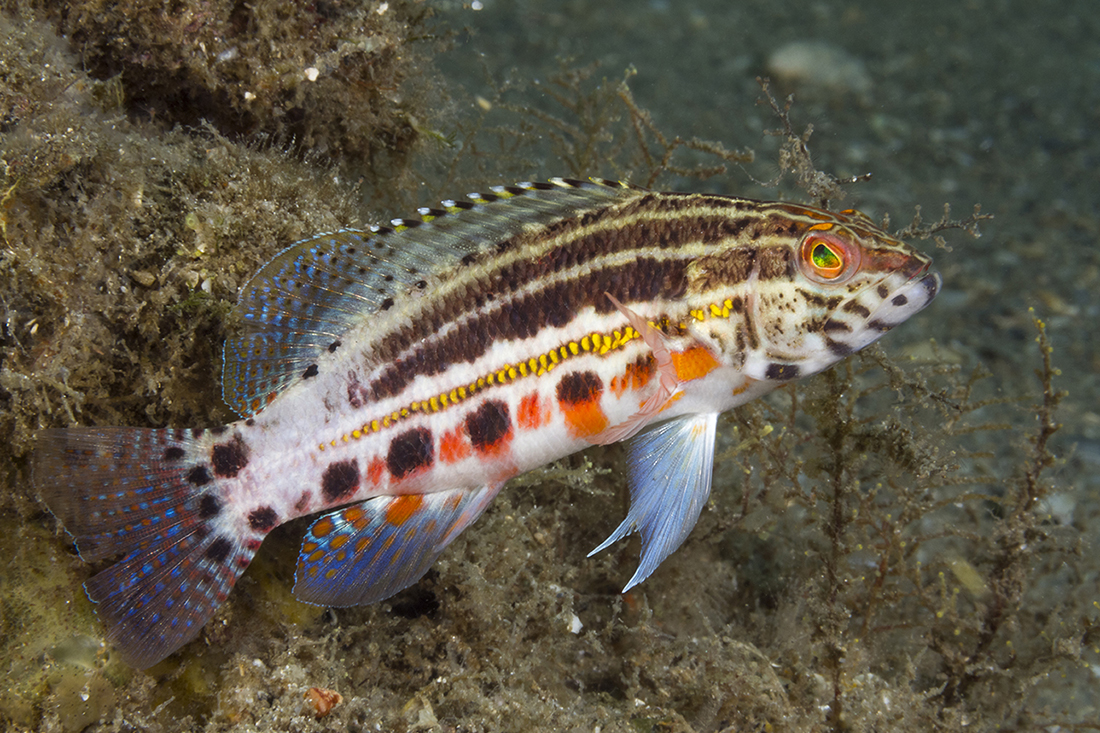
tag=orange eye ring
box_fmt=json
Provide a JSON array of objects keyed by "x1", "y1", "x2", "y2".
[{"x1": 798, "y1": 228, "x2": 860, "y2": 283}]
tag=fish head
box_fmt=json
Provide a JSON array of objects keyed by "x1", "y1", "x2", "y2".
[{"x1": 741, "y1": 205, "x2": 942, "y2": 382}]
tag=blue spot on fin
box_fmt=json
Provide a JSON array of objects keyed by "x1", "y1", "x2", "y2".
[
  {"x1": 34, "y1": 426, "x2": 255, "y2": 668},
  {"x1": 588, "y1": 412, "x2": 718, "y2": 591},
  {"x1": 293, "y1": 484, "x2": 504, "y2": 607},
  {"x1": 222, "y1": 178, "x2": 638, "y2": 417}
]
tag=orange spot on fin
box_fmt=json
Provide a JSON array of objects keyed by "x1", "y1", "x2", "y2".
[
  {"x1": 385, "y1": 495, "x2": 424, "y2": 526},
  {"x1": 311, "y1": 516, "x2": 334, "y2": 537},
  {"x1": 294, "y1": 485, "x2": 505, "y2": 607}
]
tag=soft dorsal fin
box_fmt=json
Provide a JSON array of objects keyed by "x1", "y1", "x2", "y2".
[{"x1": 222, "y1": 178, "x2": 640, "y2": 417}]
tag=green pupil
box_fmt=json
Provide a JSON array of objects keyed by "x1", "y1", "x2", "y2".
[{"x1": 812, "y1": 243, "x2": 841, "y2": 270}]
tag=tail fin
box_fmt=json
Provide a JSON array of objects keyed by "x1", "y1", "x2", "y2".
[{"x1": 34, "y1": 426, "x2": 256, "y2": 668}]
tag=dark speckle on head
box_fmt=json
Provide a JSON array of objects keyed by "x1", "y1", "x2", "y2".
[
  {"x1": 321, "y1": 460, "x2": 361, "y2": 503},
  {"x1": 248, "y1": 506, "x2": 278, "y2": 532},
  {"x1": 842, "y1": 301, "x2": 871, "y2": 318},
  {"x1": 198, "y1": 493, "x2": 221, "y2": 518},
  {"x1": 891, "y1": 294, "x2": 908, "y2": 306},
  {"x1": 328, "y1": 340, "x2": 342, "y2": 353},
  {"x1": 826, "y1": 338, "x2": 854, "y2": 357},
  {"x1": 211, "y1": 434, "x2": 250, "y2": 478},
  {"x1": 387, "y1": 427, "x2": 434, "y2": 479},
  {"x1": 765, "y1": 363, "x2": 800, "y2": 381},
  {"x1": 187, "y1": 465, "x2": 212, "y2": 486},
  {"x1": 303, "y1": 364, "x2": 319, "y2": 379},
  {"x1": 465, "y1": 399, "x2": 513, "y2": 452}
]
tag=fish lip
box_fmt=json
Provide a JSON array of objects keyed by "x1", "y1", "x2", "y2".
[{"x1": 911, "y1": 268, "x2": 942, "y2": 301}]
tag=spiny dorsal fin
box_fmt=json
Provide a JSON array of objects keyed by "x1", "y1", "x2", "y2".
[{"x1": 222, "y1": 178, "x2": 641, "y2": 417}]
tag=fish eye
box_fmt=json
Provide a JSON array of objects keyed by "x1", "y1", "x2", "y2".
[
  {"x1": 798, "y1": 226, "x2": 860, "y2": 284},
  {"x1": 811, "y1": 241, "x2": 842, "y2": 274}
]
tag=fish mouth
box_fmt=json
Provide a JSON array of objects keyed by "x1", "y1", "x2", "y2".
[{"x1": 864, "y1": 268, "x2": 942, "y2": 333}]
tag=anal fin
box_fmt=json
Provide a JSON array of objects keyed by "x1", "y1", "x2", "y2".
[
  {"x1": 588, "y1": 412, "x2": 718, "y2": 591},
  {"x1": 293, "y1": 485, "x2": 503, "y2": 607}
]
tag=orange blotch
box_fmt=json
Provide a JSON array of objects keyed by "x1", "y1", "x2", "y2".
[
  {"x1": 671, "y1": 346, "x2": 721, "y2": 382},
  {"x1": 440, "y1": 428, "x2": 472, "y2": 463},
  {"x1": 517, "y1": 392, "x2": 551, "y2": 430},
  {"x1": 561, "y1": 398, "x2": 609, "y2": 439},
  {"x1": 367, "y1": 457, "x2": 386, "y2": 486},
  {"x1": 385, "y1": 494, "x2": 424, "y2": 527},
  {"x1": 612, "y1": 356, "x2": 656, "y2": 396},
  {"x1": 342, "y1": 505, "x2": 365, "y2": 524}
]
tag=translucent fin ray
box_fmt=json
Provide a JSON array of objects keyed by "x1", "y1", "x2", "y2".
[
  {"x1": 223, "y1": 178, "x2": 639, "y2": 417},
  {"x1": 588, "y1": 413, "x2": 718, "y2": 591},
  {"x1": 590, "y1": 292, "x2": 683, "y2": 445},
  {"x1": 34, "y1": 427, "x2": 252, "y2": 668},
  {"x1": 293, "y1": 484, "x2": 503, "y2": 607}
]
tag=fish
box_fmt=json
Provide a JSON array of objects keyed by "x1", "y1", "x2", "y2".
[{"x1": 33, "y1": 178, "x2": 942, "y2": 668}]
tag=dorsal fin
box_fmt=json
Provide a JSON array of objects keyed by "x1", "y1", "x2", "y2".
[{"x1": 222, "y1": 178, "x2": 640, "y2": 417}]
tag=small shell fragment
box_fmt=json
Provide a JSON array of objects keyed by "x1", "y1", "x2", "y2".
[{"x1": 305, "y1": 687, "x2": 343, "y2": 719}]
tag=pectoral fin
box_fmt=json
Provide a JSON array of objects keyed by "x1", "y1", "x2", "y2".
[{"x1": 588, "y1": 412, "x2": 718, "y2": 591}]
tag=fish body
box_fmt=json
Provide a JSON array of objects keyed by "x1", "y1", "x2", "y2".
[{"x1": 35, "y1": 178, "x2": 941, "y2": 667}]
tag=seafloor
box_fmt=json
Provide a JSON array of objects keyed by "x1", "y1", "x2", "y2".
[{"x1": 1, "y1": 0, "x2": 1097, "y2": 731}]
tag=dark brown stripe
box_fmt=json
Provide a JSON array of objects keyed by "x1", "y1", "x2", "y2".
[
  {"x1": 493, "y1": 192, "x2": 754, "y2": 256},
  {"x1": 756, "y1": 246, "x2": 793, "y2": 279},
  {"x1": 689, "y1": 248, "x2": 756, "y2": 293},
  {"x1": 360, "y1": 194, "x2": 824, "y2": 405},
  {"x1": 370, "y1": 200, "x2": 778, "y2": 366},
  {"x1": 368, "y1": 257, "x2": 689, "y2": 401}
]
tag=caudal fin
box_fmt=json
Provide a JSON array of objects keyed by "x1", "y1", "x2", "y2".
[{"x1": 34, "y1": 426, "x2": 256, "y2": 668}]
